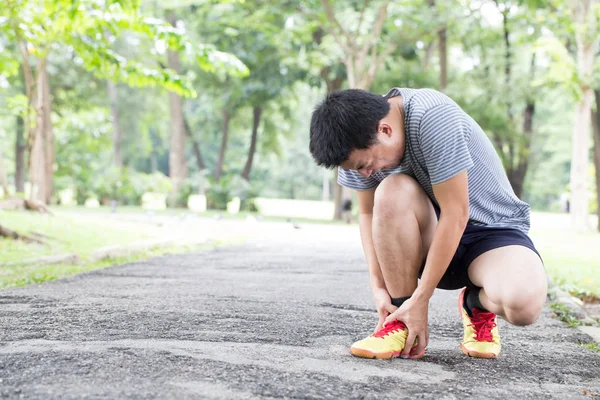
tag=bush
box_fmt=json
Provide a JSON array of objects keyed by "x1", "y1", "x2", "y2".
[
  {"x1": 206, "y1": 176, "x2": 233, "y2": 210},
  {"x1": 93, "y1": 168, "x2": 172, "y2": 206}
]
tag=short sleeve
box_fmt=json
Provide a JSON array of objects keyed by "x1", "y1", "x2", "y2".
[
  {"x1": 419, "y1": 103, "x2": 474, "y2": 185},
  {"x1": 337, "y1": 167, "x2": 379, "y2": 190}
]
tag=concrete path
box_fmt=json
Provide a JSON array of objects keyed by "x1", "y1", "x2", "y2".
[{"x1": 1, "y1": 222, "x2": 599, "y2": 399}]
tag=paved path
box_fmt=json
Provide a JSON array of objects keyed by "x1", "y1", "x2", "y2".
[{"x1": 1, "y1": 222, "x2": 599, "y2": 399}]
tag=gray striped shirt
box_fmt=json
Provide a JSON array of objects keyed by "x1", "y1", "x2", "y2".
[{"x1": 338, "y1": 88, "x2": 531, "y2": 233}]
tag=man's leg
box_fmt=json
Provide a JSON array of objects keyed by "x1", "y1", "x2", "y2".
[
  {"x1": 372, "y1": 174, "x2": 437, "y2": 299},
  {"x1": 350, "y1": 174, "x2": 437, "y2": 359},
  {"x1": 468, "y1": 245, "x2": 547, "y2": 326}
]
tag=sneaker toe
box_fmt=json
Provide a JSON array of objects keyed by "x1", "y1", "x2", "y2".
[
  {"x1": 461, "y1": 341, "x2": 501, "y2": 358},
  {"x1": 350, "y1": 337, "x2": 405, "y2": 359}
]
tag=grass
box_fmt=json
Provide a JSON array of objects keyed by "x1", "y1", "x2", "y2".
[
  {"x1": 581, "y1": 342, "x2": 600, "y2": 353},
  {"x1": 548, "y1": 302, "x2": 583, "y2": 328},
  {"x1": 0, "y1": 209, "x2": 164, "y2": 263},
  {"x1": 0, "y1": 208, "x2": 241, "y2": 289},
  {"x1": 529, "y1": 212, "x2": 600, "y2": 299},
  {"x1": 0, "y1": 241, "x2": 227, "y2": 289},
  {"x1": 54, "y1": 205, "x2": 350, "y2": 225}
]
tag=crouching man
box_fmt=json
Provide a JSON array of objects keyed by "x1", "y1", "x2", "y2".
[{"x1": 309, "y1": 87, "x2": 547, "y2": 359}]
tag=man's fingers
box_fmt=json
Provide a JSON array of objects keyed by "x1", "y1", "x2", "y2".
[
  {"x1": 385, "y1": 304, "x2": 398, "y2": 315},
  {"x1": 401, "y1": 331, "x2": 417, "y2": 358},
  {"x1": 411, "y1": 335, "x2": 427, "y2": 358},
  {"x1": 383, "y1": 310, "x2": 399, "y2": 325},
  {"x1": 373, "y1": 316, "x2": 385, "y2": 334}
]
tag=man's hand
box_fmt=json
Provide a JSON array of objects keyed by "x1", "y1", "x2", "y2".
[
  {"x1": 384, "y1": 296, "x2": 429, "y2": 358},
  {"x1": 372, "y1": 287, "x2": 398, "y2": 334}
]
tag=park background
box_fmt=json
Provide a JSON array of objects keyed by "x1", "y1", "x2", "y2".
[{"x1": 0, "y1": 0, "x2": 599, "y2": 315}]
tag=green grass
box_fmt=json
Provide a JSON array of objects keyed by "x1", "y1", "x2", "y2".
[
  {"x1": 0, "y1": 207, "x2": 249, "y2": 289},
  {"x1": 0, "y1": 241, "x2": 227, "y2": 289},
  {"x1": 0, "y1": 209, "x2": 164, "y2": 263},
  {"x1": 581, "y1": 342, "x2": 600, "y2": 353},
  {"x1": 52, "y1": 204, "x2": 351, "y2": 226},
  {"x1": 548, "y1": 302, "x2": 583, "y2": 328},
  {"x1": 529, "y1": 213, "x2": 600, "y2": 298}
]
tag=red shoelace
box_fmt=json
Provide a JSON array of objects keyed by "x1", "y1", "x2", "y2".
[
  {"x1": 470, "y1": 309, "x2": 497, "y2": 342},
  {"x1": 373, "y1": 320, "x2": 407, "y2": 338}
]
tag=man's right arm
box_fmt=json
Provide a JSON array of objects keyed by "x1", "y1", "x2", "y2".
[{"x1": 356, "y1": 189, "x2": 386, "y2": 293}]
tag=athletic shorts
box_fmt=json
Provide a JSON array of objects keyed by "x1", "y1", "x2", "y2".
[{"x1": 418, "y1": 206, "x2": 543, "y2": 290}]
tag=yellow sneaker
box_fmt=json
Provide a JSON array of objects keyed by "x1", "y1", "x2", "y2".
[
  {"x1": 350, "y1": 320, "x2": 409, "y2": 359},
  {"x1": 458, "y1": 288, "x2": 501, "y2": 358}
]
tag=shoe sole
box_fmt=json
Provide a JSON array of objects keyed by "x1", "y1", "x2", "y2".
[
  {"x1": 460, "y1": 344, "x2": 497, "y2": 359},
  {"x1": 458, "y1": 288, "x2": 499, "y2": 359},
  {"x1": 350, "y1": 346, "x2": 425, "y2": 360}
]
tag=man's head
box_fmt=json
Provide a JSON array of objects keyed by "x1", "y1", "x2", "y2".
[{"x1": 309, "y1": 89, "x2": 405, "y2": 178}]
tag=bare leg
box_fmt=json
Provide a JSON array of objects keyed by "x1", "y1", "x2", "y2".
[
  {"x1": 372, "y1": 174, "x2": 437, "y2": 298},
  {"x1": 468, "y1": 245, "x2": 547, "y2": 326}
]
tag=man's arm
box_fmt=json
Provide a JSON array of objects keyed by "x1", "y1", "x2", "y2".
[
  {"x1": 356, "y1": 188, "x2": 385, "y2": 291},
  {"x1": 413, "y1": 170, "x2": 470, "y2": 301},
  {"x1": 384, "y1": 170, "x2": 469, "y2": 357}
]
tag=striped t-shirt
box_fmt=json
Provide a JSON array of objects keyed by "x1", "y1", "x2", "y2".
[{"x1": 338, "y1": 88, "x2": 531, "y2": 233}]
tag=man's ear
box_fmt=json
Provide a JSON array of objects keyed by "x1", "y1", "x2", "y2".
[{"x1": 378, "y1": 122, "x2": 393, "y2": 138}]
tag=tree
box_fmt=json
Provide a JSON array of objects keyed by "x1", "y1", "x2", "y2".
[
  {"x1": 1, "y1": 0, "x2": 190, "y2": 203},
  {"x1": 568, "y1": 0, "x2": 598, "y2": 231},
  {"x1": 0, "y1": 147, "x2": 9, "y2": 197},
  {"x1": 166, "y1": 10, "x2": 188, "y2": 196},
  {"x1": 299, "y1": 0, "x2": 460, "y2": 216},
  {"x1": 592, "y1": 90, "x2": 600, "y2": 231},
  {"x1": 1, "y1": 0, "x2": 247, "y2": 205}
]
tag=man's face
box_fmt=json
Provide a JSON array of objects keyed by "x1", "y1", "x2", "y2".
[{"x1": 340, "y1": 131, "x2": 403, "y2": 178}]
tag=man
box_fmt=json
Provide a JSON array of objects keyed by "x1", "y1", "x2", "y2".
[{"x1": 309, "y1": 88, "x2": 547, "y2": 359}]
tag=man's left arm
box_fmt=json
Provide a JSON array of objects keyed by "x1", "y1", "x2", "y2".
[
  {"x1": 384, "y1": 170, "x2": 469, "y2": 358},
  {"x1": 414, "y1": 170, "x2": 470, "y2": 300}
]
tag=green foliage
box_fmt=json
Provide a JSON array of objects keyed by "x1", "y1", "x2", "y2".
[
  {"x1": 533, "y1": 37, "x2": 580, "y2": 99},
  {"x1": 93, "y1": 168, "x2": 172, "y2": 205},
  {"x1": 0, "y1": 0, "x2": 247, "y2": 97},
  {"x1": 206, "y1": 175, "x2": 233, "y2": 210},
  {"x1": 548, "y1": 302, "x2": 582, "y2": 328},
  {"x1": 0, "y1": 0, "x2": 598, "y2": 217},
  {"x1": 581, "y1": 342, "x2": 600, "y2": 353}
]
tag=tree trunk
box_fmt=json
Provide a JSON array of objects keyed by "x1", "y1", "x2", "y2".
[
  {"x1": 15, "y1": 115, "x2": 25, "y2": 193},
  {"x1": 427, "y1": 0, "x2": 447, "y2": 89},
  {"x1": 107, "y1": 80, "x2": 123, "y2": 167},
  {"x1": 242, "y1": 107, "x2": 262, "y2": 181},
  {"x1": 569, "y1": 0, "x2": 596, "y2": 232},
  {"x1": 29, "y1": 59, "x2": 50, "y2": 204},
  {"x1": 511, "y1": 52, "x2": 537, "y2": 199},
  {"x1": 0, "y1": 149, "x2": 9, "y2": 197},
  {"x1": 43, "y1": 65, "x2": 54, "y2": 204},
  {"x1": 167, "y1": 11, "x2": 187, "y2": 195},
  {"x1": 333, "y1": 168, "x2": 343, "y2": 220},
  {"x1": 184, "y1": 117, "x2": 205, "y2": 171},
  {"x1": 321, "y1": 67, "x2": 346, "y2": 220},
  {"x1": 439, "y1": 28, "x2": 447, "y2": 89},
  {"x1": 592, "y1": 89, "x2": 600, "y2": 232},
  {"x1": 512, "y1": 101, "x2": 535, "y2": 199},
  {"x1": 214, "y1": 109, "x2": 230, "y2": 181},
  {"x1": 322, "y1": 169, "x2": 330, "y2": 201},
  {"x1": 570, "y1": 88, "x2": 594, "y2": 232}
]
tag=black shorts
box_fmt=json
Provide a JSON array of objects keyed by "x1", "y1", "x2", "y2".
[{"x1": 419, "y1": 207, "x2": 543, "y2": 290}]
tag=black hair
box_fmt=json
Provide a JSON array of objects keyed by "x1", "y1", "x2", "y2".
[{"x1": 309, "y1": 89, "x2": 390, "y2": 168}]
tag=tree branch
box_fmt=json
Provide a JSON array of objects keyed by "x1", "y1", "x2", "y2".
[
  {"x1": 357, "y1": 0, "x2": 389, "y2": 72},
  {"x1": 356, "y1": 0, "x2": 370, "y2": 35},
  {"x1": 321, "y1": 0, "x2": 355, "y2": 52}
]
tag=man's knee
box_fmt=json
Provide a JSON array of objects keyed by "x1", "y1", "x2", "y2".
[
  {"x1": 373, "y1": 174, "x2": 423, "y2": 218},
  {"x1": 499, "y1": 278, "x2": 548, "y2": 326}
]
